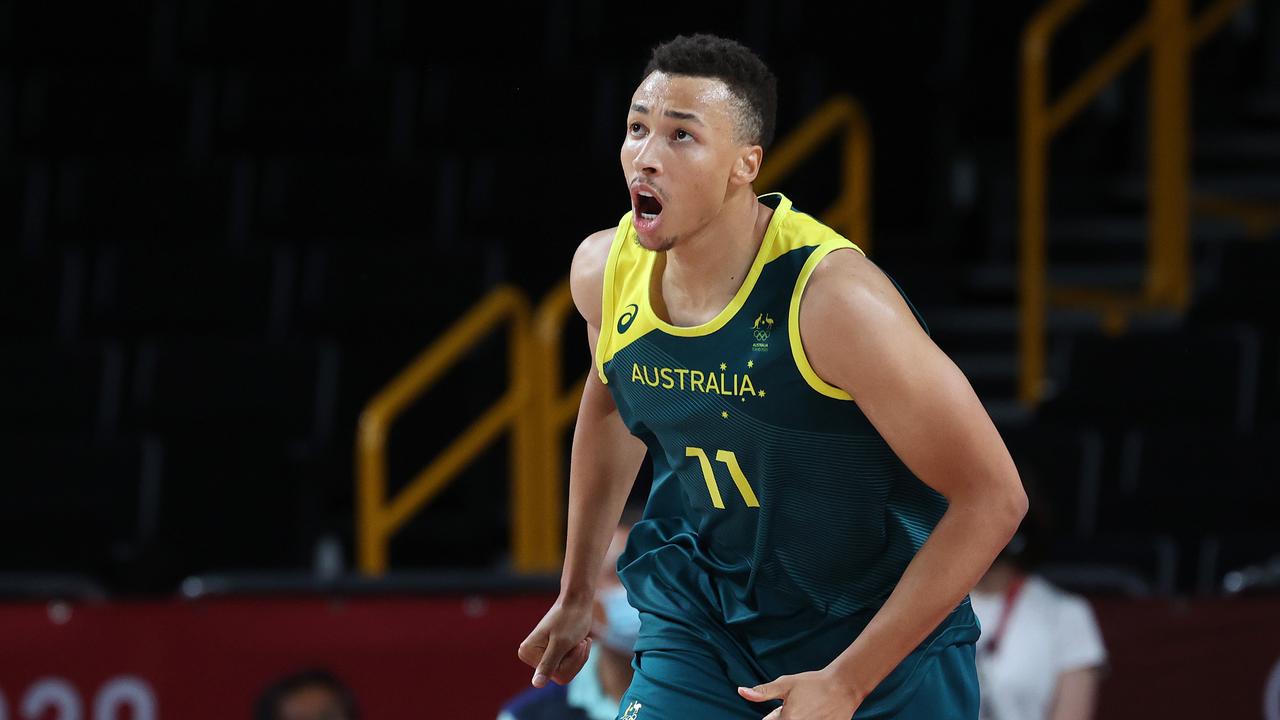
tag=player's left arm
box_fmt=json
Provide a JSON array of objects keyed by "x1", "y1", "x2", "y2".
[
  {"x1": 798, "y1": 248, "x2": 1026, "y2": 702},
  {"x1": 738, "y1": 247, "x2": 1027, "y2": 716}
]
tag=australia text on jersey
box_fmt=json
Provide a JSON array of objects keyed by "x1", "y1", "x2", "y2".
[{"x1": 629, "y1": 362, "x2": 761, "y2": 397}]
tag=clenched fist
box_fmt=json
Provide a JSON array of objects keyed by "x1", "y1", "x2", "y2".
[{"x1": 517, "y1": 595, "x2": 597, "y2": 688}]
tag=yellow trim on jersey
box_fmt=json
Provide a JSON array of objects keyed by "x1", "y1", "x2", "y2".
[
  {"x1": 597, "y1": 192, "x2": 860, "y2": 391},
  {"x1": 595, "y1": 219, "x2": 631, "y2": 384},
  {"x1": 639, "y1": 193, "x2": 793, "y2": 337},
  {"x1": 788, "y1": 238, "x2": 867, "y2": 401}
]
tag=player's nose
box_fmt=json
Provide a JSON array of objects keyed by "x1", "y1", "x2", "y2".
[{"x1": 631, "y1": 137, "x2": 662, "y2": 175}]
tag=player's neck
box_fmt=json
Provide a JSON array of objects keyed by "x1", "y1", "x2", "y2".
[{"x1": 656, "y1": 190, "x2": 769, "y2": 324}]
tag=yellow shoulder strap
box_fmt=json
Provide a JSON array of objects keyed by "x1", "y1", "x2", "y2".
[
  {"x1": 595, "y1": 213, "x2": 633, "y2": 384},
  {"x1": 787, "y1": 237, "x2": 866, "y2": 401}
]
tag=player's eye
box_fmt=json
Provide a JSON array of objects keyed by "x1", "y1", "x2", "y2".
[
  {"x1": 629, "y1": 122, "x2": 645, "y2": 135},
  {"x1": 675, "y1": 129, "x2": 692, "y2": 141}
]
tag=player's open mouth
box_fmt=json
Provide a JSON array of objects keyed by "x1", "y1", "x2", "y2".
[{"x1": 632, "y1": 187, "x2": 664, "y2": 234}]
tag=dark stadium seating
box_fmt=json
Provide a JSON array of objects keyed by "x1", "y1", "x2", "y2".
[
  {"x1": 251, "y1": 154, "x2": 436, "y2": 242},
  {"x1": 0, "y1": 432, "x2": 156, "y2": 575},
  {"x1": 1105, "y1": 426, "x2": 1280, "y2": 535},
  {"x1": 0, "y1": 340, "x2": 124, "y2": 434},
  {"x1": 0, "y1": 248, "x2": 85, "y2": 339},
  {"x1": 1, "y1": 0, "x2": 1274, "y2": 598},
  {"x1": 213, "y1": 71, "x2": 395, "y2": 154},
  {"x1": 16, "y1": 71, "x2": 191, "y2": 154},
  {"x1": 1000, "y1": 425, "x2": 1104, "y2": 538},
  {"x1": 1198, "y1": 532, "x2": 1280, "y2": 595},
  {"x1": 86, "y1": 245, "x2": 289, "y2": 339},
  {"x1": 1040, "y1": 532, "x2": 1180, "y2": 597},
  {"x1": 1039, "y1": 326, "x2": 1263, "y2": 430},
  {"x1": 43, "y1": 158, "x2": 233, "y2": 249},
  {"x1": 124, "y1": 337, "x2": 339, "y2": 442},
  {"x1": 147, "y1": 433, "x2": 312, "y2": 578}
]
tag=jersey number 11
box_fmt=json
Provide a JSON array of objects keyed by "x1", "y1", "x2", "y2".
[{"x1": 685, "y1": 447, "x2": 760, "y2": 509}]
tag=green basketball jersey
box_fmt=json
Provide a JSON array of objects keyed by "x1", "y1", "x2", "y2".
[{"x1": 596, "y1": 192, "x2": 980, "y2": 667}]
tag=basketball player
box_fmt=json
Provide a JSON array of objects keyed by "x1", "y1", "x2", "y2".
[{"x1": 518, "y1": 33, "x2": 1028, "y2": 720}]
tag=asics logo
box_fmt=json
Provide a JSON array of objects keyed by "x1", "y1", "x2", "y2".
[{"x1": 617, "y1": 303, "x2": 639, "y2": 333}]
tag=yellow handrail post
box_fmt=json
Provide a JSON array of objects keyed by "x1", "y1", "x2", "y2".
[
  {"x1": 756, "y1": 95, "x2": 873, "y2": 253},
  {"x1": 1018, "y1": 0, "x2": 1250, "y2": 409},
  {"x1": 357, "y1": 286, "x2": 534, "y2": 576},
  {"x1": 508, "y1": 311, "x2": 543, "y2": 572},
  {"x1": 528, "y1": 282, "x2": 590, "y2": 571},
  {"x1": 1018, "y1": 2, "x2": 1076, "y2": 407},
  {"x1": 1149, "y1": 0, "x2": 1191, "y2": 310}
]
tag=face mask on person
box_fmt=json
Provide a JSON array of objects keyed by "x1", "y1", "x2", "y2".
[{"x1": 595, "y1": 585, "x2": 641, "y2": 653}]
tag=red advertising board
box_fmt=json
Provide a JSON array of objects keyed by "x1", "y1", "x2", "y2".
[{"x1": 0, "y1": 594, "x2": 1276, "y2": 719}]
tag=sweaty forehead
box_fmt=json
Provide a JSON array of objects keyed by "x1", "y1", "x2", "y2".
[{"x1": 631, "y1": 72, "x2": 735, "y2": 128}]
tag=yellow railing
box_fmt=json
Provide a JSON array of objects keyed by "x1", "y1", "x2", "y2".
[
  {"x1": 1019, "y1": 0, "x2": 1251, "y2": 406},
  {"x1": 756, "y1": 94, "x2": 874, "y2": 252},
  {"x1": 357, "y1": 286, "x2": 541, "y2": 575},
  {"x1": 356, "y1": 93, "x2": 873, "y2": 575},
  {"x1": 527, "y1": 282, "x2": 589, "y2": 572}
]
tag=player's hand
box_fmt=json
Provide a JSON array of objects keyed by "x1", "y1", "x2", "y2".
[
  {"x1": 517, "y1": 595, "x2": 595, "y2": 688},
  {"x1": 737, "y1": 668, "x2": 864, "y2": 719}
]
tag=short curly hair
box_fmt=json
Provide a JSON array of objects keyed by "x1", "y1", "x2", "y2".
[{"x1": 642, "y1": 33, "x2": 778, "y2": 151}]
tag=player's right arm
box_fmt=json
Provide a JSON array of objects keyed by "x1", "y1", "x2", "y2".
[{"x1": 516, "y1": 228, "x2": 649, "y2": 689}]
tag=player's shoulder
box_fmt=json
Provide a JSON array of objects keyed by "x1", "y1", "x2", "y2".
[
  {"x1": 801, "y1": 246, "x2": 916, "y2": 334},
  {"x1": 569, "y1": 226, "x2": 617, "y2": 329}
]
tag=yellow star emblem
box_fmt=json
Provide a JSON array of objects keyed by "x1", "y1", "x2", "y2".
[
  {"x1": 721, "y1": 411, "x2": 729, "y2": 419},
  {"x1": 719, "y1": 362, "x2": 727, "y2": 370},
  {"x1": 747, "y1": 360, "x2": 754, "y2": 368},
  {"x1": 758, "y1": 390, "x2": 767, "y2": 398}
]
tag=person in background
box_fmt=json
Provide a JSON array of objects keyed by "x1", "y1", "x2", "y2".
[
  {"x1": 253, "y1": 667, "x2": 359, "y2": 720},
  {"x1": 500, "y1": 509, "x2": 641, "y2": 720},
  {"x1": 970, "y1": 464, "x2": 1108, "y2": 720}
]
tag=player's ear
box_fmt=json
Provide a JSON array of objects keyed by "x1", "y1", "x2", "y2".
[{"x1": 733, "y1": 144, "x2": 763, "y2": 186}]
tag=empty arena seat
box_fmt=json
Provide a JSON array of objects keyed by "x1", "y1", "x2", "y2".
[
  {"x1": 175, "y1": 0, "x2": 350, "y2": 66},
  {"x1": 1, "y1": 166, "x2": 22, "y2": 250},
  {"x1": 1189, "y1": 239, "x2": 1280, "y2": 331},
  {"x1": 147, "y1": 433, "x2": 308, "y2": 578},
  {"x1": 1197, "y1": 531, "x2": 1280, "y2": 595},
  {"x1": 86, "y1": 245, "x2": 290, "y2": 339},
  {"x1": 252, "y1": 154, "x2": 435, "y2": 241},
  {"x1": 1039, "y1": 326, "x2": 1262, "y2": 429},
  {"x1": 1188, "y1": 240, "x2": 1280, "y2": 424},
  {"x1": 17, "y1": 71, "x2": 191, "y2": 154},
  {"x1": 8, "y1": 2, "x2": 151, "y2": 65},
  {"x1": 1106, "y1": 426, "x2": 1280, "y2": 534},
  {"x1": 213, "y1": 71, "x2": 394, "y2": 154},
  {"x1": 125, "y1": 337, "x2": 338, "y2": 442},
  {"x1": 1001, "y1": 425, "x2": 1104, "y2": 537},
  {"x1": 1040, "y1": 532, "x2": 1180, "y2": 596},
  {"x1": 45, "y1": 157, "x2": 232, "y2": 249},
  {"x1": 0, "y1": 432, "x2": 155, "y2": 576},
  {"x1": 0, "y1": 340, "x2": 123, "y2": 434},
  {"x1": 0, "y1": 248, "x2": 85, "y2": 339},
  {"x1": 293, "y1": 244, "x2": 482, "y2": 341}
]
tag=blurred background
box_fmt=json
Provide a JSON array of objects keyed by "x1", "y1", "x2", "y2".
[{"x1": 1, "y1": 0, "x2": 1277, "y2": 717}]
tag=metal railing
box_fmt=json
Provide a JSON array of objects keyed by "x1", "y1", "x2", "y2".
[
  {"x1": 756, "y1": 94, "x2": 874, "y2": 252},
  {"x1": 357, "y1": 287, "x2": 538, "y2": 575},
  {"x1": 1018, "y1": 0, "x2": 1251, "y2": 406}
]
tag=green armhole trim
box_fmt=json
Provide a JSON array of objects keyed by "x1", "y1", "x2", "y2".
[
  {"x1": 788, "y1": 238, "x2": 867, "y2": 401},
  {"x1": 595, "y1": 218, "x2": 630, "y2": 385}
]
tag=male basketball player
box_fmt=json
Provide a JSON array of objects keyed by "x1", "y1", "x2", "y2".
[{"x1": 518, "y1": 33, "x2": 1027, "y2": 720}]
